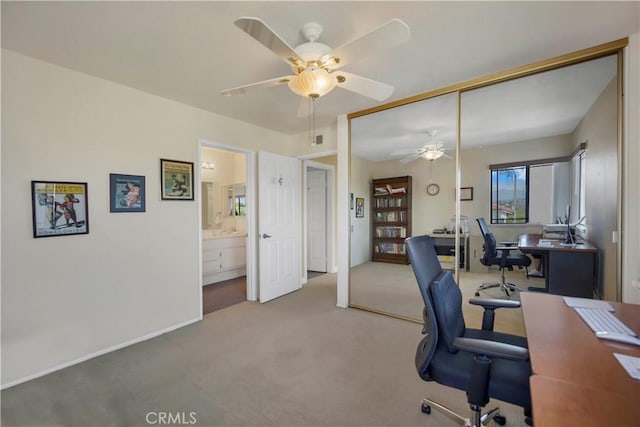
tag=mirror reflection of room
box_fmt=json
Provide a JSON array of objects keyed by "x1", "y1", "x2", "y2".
[
  {"x1": 460, "y1": 54, "x2": 617, "y2": 301},
  {"x1": 350, "y1": 93, "x2": 458, "y2": 322},
  {"x1": 349, "y1": 53, "x2": 619, "y2": 323}
]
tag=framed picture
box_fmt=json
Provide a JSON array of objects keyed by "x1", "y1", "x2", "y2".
[
  {"x1": 31, "y1": 180, "x2": 89, "y2": 238},
  {"x1": 355, "y1": 197, "x2": 365, "y2": 218},
  {"x1": 160, "y1": 158, "x2": 194, "y2": 200},
  {"x1": 461, "y1": 187, "x2": 474, "y2": 201},
  {"x1": 110, "y1": 174, "x2": 145, "y2": 212}
]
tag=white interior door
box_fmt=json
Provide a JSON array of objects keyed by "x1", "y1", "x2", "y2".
[
  {"x1": 258, "y1": 151, "x2": 301, "y2": 303},
  {"x1": 307, "y1": 169, "x2": 327, "y2": 272}
]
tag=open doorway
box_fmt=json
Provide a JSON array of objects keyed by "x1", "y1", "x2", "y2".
[
  {"x1": 304, "y1": 159, "x2": 336, "y2": 282},
  {"x1": 199, "y1": 141, "x2": 256, "y2": 315}
]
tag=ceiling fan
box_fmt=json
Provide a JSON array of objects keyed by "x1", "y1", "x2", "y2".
[
  {"x1": 220, "y1": 17, "x2": 410, "y2": 104},
  {"x1": 390, "y1": 131, "x2": 453, "y2": 163}
]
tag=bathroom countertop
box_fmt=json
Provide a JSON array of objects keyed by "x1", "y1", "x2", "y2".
[{"x1": 202, "y1": 230, "x2": 247, "y2": 240}]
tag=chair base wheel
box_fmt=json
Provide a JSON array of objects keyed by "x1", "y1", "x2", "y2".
[
  {"x1": 494, "y1": 414, "x2": 506, "y2": 425},
  {"x1": 475, "y1": 292, "x2": 480, "y2": 296},
  {"x1": 421, "y1": 403, "x2": 431, "y2": 414}
]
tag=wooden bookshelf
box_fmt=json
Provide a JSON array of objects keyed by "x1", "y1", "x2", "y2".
[{"x1": 371, "y1": 176, "x2": 412, "y2": 264}]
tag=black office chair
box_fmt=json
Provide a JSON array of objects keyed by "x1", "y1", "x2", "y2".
[
  {"x1": 406, "y1": 235, "x2": 532, "y2": 426},
  {"x1": 476, "y1": 217, "x2": 531, "y2": 297}
]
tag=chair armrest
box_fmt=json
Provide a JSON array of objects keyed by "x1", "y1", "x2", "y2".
[
  {"x1": 499, "y1": 241, "x2": 518, "y2": 246},
  {"x1": 469, "y1": 297, "x2": 520, "y2": 310},
  {"x1": 454, "y1": 337, "x2": 529, "y2": 361},
  {"x1": 469, "y1": 297, "x2": 520, "y2": 330},
  {"x1": 496, "y1": 246, "x2": 516, "y2": 251}
]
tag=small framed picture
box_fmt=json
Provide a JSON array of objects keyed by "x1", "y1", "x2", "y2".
[
  {"x1": 461, "y1": 187, "x2": 474, "y2": 201},
  {"x1": 31, "y1": 180, "x2": 89, "y2": 238},
  {"x1": 355, "y1": 197, "x2": 365, "y2": 218},
  {"x1": 110, "y1": 174, "x2": 145, "y2": 212},
  {"x1": 160, "y1": 158, "x2": 194, "y2": 201}
]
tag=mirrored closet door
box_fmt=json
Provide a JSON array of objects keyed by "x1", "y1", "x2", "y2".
[{"x1": 347, "y1": 40, "x2": 624, "y2": 320}]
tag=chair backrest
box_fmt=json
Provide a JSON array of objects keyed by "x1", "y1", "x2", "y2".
[
  {"x1": 430, "y1": 270, "x2": 466, "y2": 353},
  {"x1": 406, "y1": 236, "x2": 442, "y2": 380},
  {"x1": 406, "y1": 235, "x2": 443, "y2": 307},
  {"x1": 477, "y1": 217, "x2": 498, "y2": 262},
  {"x1": 406, "y1": 236, "x2": 467, "y2": 368}
]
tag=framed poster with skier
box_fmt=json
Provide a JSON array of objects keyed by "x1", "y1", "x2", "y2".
[{"x1": 31, "y1": 180, "x2": 89, "y2": 238}]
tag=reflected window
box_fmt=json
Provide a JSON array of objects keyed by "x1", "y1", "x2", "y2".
[
  {"x1": 235, "y1": 195, "x2": 246, "y2": 216},
  {"x1": 491, "y1": 165, "x2": 529, "y2": 224},
  {"x1": 578, "y1": 151, "x2": 586, "y2": 220}
]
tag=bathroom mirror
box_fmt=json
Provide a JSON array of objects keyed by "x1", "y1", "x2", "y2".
[
  {"x1": 223, "y1": 183, "x2": 247, "y2": 217},
  {"x1": 201, "y1": 181, "x2": 220, "y2": 229}
]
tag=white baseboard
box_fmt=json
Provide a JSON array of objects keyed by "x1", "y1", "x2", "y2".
[{"x1": 1, "y1": 317, "x2": 200, "y2": 390}]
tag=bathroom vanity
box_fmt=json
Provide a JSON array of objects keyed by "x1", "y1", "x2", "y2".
[{"x1": 202, "y1": 232, "x2": 246, "y2": 285}]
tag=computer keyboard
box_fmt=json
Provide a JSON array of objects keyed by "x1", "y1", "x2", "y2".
[{"x1": 573, "y1": 307, "x2": 637, "y2": 336}]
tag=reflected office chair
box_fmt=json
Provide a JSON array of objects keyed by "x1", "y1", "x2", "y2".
[
  {"x1": 475, "y1": 217, "x2": 531, "y2": 297},
  {"x1": 406, "y1": 235, "x2": 532, "y2": 426}
]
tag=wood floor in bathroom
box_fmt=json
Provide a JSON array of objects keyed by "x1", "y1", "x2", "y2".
[
  {"x1": 202, "y1": 272, "x2": 326, "y2": 315},
  {"x1": 202, "y1": 276, "x2": 246, "y2": 315}
]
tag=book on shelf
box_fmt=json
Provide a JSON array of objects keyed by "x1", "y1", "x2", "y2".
[
  {"x1": 374, "y1": 185, "x2": 407, "y2": 196},
  {"x1": 387, "y1": 185, "x2": 406, "y2": 194}
]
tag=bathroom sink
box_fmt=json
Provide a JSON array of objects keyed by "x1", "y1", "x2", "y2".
[{"x1": 202, "y1": 229, "x2": 245, "y2": 239}]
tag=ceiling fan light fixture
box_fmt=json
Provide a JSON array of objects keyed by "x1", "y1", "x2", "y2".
[
  {"x1": 288, "y1": 67, "x2": 336, "y2": 98},
  {"x1": 421, "y1": 150, "x2": 444, "y2": 161}
]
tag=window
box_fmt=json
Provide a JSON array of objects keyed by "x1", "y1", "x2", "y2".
[{"x1": 491, "y1": 166, "x2": 529, "y2": 224}]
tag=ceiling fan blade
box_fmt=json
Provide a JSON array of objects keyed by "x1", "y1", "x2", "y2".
[
  {"x1": 234, "y1": 17, "x2": 304, "y2": 68},
  {"x1": 324, "y1": 19, "x2": 410, "y2": 70},
  {"x1": 221, "y1": 75, "x2": 295, "y2": 97},
  {"x1": 399, "y1": 153, "x2": 420, "y2": 164},
  {"x1": 390, "y1": 147, "x2": 423, "y2": 156},
  {"x1": 334, "y1": 71, "x2": 394, "y2": 101}
]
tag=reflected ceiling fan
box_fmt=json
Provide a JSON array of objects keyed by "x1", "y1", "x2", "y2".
[
  {"x1": 220, "y1": 17, "x2": 410, "y2": 105},
  {"x1": 390, "y1": 131, "x2": 453, "y2": 163}
]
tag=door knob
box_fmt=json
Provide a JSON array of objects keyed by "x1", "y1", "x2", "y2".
[{"x1": 261, "y1": 233, "x2": 272, "y2": 239}]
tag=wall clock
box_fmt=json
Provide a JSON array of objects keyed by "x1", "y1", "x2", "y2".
[{"x1": 427, "y1": 183, "x2": 440, "y2": 196}]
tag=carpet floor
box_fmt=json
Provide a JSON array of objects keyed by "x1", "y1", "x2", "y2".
[{"x1": 1, "y1": 273, "x2": 531, "y2": 427}]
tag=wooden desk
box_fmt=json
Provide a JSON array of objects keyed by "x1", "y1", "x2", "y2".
[
  {"x1": 518, "y1": 234, "x2": 597, "y2": 297},
  {"x1": 521, "y1": 293, "x2": 640, "y2": 426},
  {"x1": 530, "y1": 376, "x2": 640, "y2": 427}
]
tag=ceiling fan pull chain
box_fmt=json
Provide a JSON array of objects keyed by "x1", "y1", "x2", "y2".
[
  {"x1": 312, "y1": 96, "x2": 316, "y2": 145},
  {"x1": 308, "y1": 96, "x2": 313, "y2": 145}
]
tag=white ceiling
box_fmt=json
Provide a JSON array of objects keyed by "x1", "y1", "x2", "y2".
[
  {"x1": 2, "y1": 1, "x2": 638, "y2": 151},
  {"x1": 352, "y1": 55, "x2": 617, "y2": 161}
]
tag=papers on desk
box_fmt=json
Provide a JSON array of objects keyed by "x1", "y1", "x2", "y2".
[
  {"x1": 614, "y1": 353, "x2": 640, "y2": 380},
  {"x1": 563, "y1": 297, "x2": 614, "y2": 312},
  {"x1": 537, "y1": 239, "x2": 555, "y2": 247}
]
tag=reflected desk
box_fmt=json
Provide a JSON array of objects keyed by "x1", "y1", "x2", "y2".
[
  {"x1": 521, "y1": 293, "x2": 640, "y2": 426},
  {"x1": 518, "y1": 233, "x2": 597, "y2": 298},
  {"x1": 429, "y1": 233, "x2": 469, "y2": 271}
]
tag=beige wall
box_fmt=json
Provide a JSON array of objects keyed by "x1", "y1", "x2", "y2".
[
  {"x1": 1, "y1": 50, "x2": 292, "y2": 387},
  {"x1": 350, "y1": 156, "x2": 373, "y2": 266},
  {"x1": 572, "y1": 77, "x2": 618, "y2": 300},
  {"x1": 623, "y1": 33, "x2": 640, "y2": 304}
]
